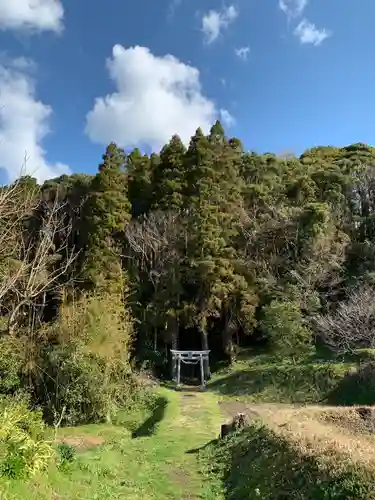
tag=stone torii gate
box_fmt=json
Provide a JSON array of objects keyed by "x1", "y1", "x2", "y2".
[{"x1": 171, "y1": 350, "x2": 211, "y2": 390}]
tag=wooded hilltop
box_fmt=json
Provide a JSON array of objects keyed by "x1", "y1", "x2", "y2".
[{"x1": 1, "y1": 120, "x2": 375, "y2": 425}]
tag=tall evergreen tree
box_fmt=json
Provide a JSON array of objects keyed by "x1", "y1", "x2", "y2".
[
  {"x1": 150, "y1": 134, "x2": 187, "y2": 211},
  {"x1": 182, "y1": 122, "x2": 250, "y2": 365},
  {"x1": 84, "y1": 143, "x2": 131, "y2": 293},
  {"x1": 127, "y1": 148, "x2": 152, "y2": 218}
]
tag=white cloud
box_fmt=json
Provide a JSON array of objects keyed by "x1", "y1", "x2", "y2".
[
  {"x1": 0, "y1": 61, "x2": 70, "y2": 182},
  {"x1": 0, "y1": 0, "x2": 64, "y2": 33},
  {"x1": 279, "y1": 1, "x2": 331, "y2": 46},
  {"x1": 0, "y1": 53, "x2": 36, "y2": 73},
  {"x1": 85, "y1": 45, "x2": 226, "y2": 151},
  {"x1": 167, "y1": 0, "x2": 182, "y2": 20},
  {"x1": 279, "y1": 0, "x2": 308, "y2": 19},
  {"x1": 220, "y1": 109, "x2": 236, "y2": 128},
  {"x1": 202, "y1": 5, "x2": 238, "y2": 44},
  {"x1": 294, "y1": 19, "x2": 330, "y2": 45},
  {"x1": 235, "y1": 46, "x2": 250, "y2": 61}
]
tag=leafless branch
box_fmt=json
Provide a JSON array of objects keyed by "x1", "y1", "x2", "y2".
[
  {"x1": 0, "y1": 184, "x2": 78, "y2": 334},
  {"x1": 124, "y1": 210, "x2": 183, "y2": 285},
  {"x1": 314, "y1": 284, "x2": 375, "y2": 355}
]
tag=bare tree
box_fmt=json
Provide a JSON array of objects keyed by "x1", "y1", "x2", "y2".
[
  {"x1": 0, "y1": 181, "x2": 77, "y2": 334},
  {"x1": 124, "y1": 210, "x2": 182, "y2": 275},
  {"x1": 314, "y1": 284, "x2": 375, "y2": 355},
  {"x1": 0, "y1": 178, "x2": 40, "y2": 302},
  {"x1": 124, "y1": 210, "x2": 185, "y2": 355}
]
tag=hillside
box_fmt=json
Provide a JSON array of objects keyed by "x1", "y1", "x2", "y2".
[
  {"x1": 200, "y1": 400, "x2": 375, "y2": 499},
  {"x1": 2, "y1": 127, "x2": 375, "y2": 496}
]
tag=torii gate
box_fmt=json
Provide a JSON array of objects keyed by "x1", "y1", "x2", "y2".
[{"x1": 171, "y1": 350, "x2": 211, "y2": 390}]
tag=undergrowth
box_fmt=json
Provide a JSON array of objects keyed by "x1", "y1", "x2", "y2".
[
  {"x1": 199, "y1": 423, "x2": 375, "y2": 499},
  {"x1": 0, "y1": 396, "x2": 54, "y2": 480},
  {"x1": 208, "y1": 352, "x2": 351, "y2": 404}
]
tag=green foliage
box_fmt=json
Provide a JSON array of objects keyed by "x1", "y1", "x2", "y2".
[
  {"x1": 0, "y1": 389, "x2": 223, "y2": 500},
  {"x1": 0, "y1": 396, "x2": 54, "y2": 479},
  {"x1": 209, "y1": 353, "x2": 348, "y2": 403},
  {"x1": 259, "y1": 300, "x2": 312, "y2": 356},
  {"x1": 37, "y1": 293, "x2": 138, "y2": 426},
  {"x1": 4, "y1": 124, "x2": 375, "y2": 439},
  {"x1": 84, "y1": 142, "x2": 131, "y2": 293},
  {"x1": 10, "y1": 127, "x2": 375, "y2": 373},
  {"x1": 57, "y1": 443, "x2": 75, "y2": 469},
  {"x1": 0, "y1": 338, "x2": 22, "y2": 394},
  {"x1": 151, "y1": 134, "x2": 187, "y2": 211},
  {"x1": 327, "y1": 361, "x2": 375, "y2": 406}
]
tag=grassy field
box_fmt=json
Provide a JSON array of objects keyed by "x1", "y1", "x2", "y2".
[
  {"x1": 2, "y1": 350, "x2": 375, "y2": 499},
  {"x1": 0, "y1": 387, "x2": 224, "y2": 500},
  {"x1": 207, "y1": 350, "x2": 364, "y2": 404}
]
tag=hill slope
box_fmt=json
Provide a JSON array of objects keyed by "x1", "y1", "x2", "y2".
[{"x1": 200, "y1": 402, "x2": 375, "y2": 499}]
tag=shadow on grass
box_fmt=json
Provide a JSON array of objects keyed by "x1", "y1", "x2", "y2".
[
  {"x1": 326, "y1": 362, "x2": 375, "y2": 406},
  {"x1": 207, "y1": 361, "x2": 345, "y2": 404},
  {"x1": 199, "y1": 424, "x2": 375, "y2": 499},
  {"x1": 131, "y1": 396, "x2": 168, "y2": 438},
  {"x1": 160, "y1": 381, "x2": 205, "y2": 394},
  {"x1": 186, "y1": 438, "x2": 219, "y2": 455}
]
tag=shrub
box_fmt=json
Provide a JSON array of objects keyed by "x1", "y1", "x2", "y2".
[
  {"x1": 259, "y1": 299, "x2": 312, "y2": 357},
  {"x1": 200, "y1": 422, "x2": 375, "y2": 499},
  {"x1": 57, "y1": 442, "x2": 75, "y2": 469},
  {"x1": 327, "y1": 361, "x2": 375, "y2": 406},
  {"x1": 0, "y1": 337, "x2": 23, "y2": 394},
  {"x1": 35, "y1": 292, "x2": 142, "y2": 426},
  {"x1": 0, "y1": 395, "x2": 54, "y2": 479}
]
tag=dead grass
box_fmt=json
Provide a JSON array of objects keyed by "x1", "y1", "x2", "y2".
[
  {"x1": 201, "y1": 401, "x2": 375, "y2": 499},
  {"x1": 219, "y1": 399, "x2": 375, "y2": 472},
  {"x1": 242, "y1": 404, "x2": 375, "y2": 473}
]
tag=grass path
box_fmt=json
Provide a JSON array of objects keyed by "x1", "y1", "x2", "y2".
[{"x1": 1, "y1": 387, "x2": 224, "y2": 500}]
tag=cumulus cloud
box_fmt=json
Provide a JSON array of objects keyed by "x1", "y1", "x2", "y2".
[
  {"x1": 220, "y1": 109, "x2": 236, "y2": 128},
  {"x1": 202, "y1": 5, "x2": 238, "y2": 44},
  {"x1": 0, "y1": 0, "x2": 64, "y2": 33},
  {"x1": 235, "y1": 46, "x2": 250, "y2": 61},
  {"x1": 0, "y1": 61, "x2": 70, "y2": 182},
  {"x1": 278, "y1": 0, "x2": 308, "y2": 19},
  {"x1": 85, "y1": 45, "x2": 232, "y2": 151},
  {"x1": 294, "y1": 19, "x2": 330, "y2": 45}
]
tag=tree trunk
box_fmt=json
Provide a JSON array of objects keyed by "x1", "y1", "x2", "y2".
[
  {"x1": 153, "y1": 327, "x2": 157, "y2": 352},
  {"x1": 200, "y1": 325, "x2": 210, "y2": 379},
  {"x1": 169, "y1": 315, "x2": 179, "y2": 380},
  {"x1": 222, "y1": 308, "x2": 234, "y2": 363}
]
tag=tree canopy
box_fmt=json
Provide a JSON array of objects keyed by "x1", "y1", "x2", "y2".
[{"x1": 2, "y1": 124, "x2": 375, "y2": 385}]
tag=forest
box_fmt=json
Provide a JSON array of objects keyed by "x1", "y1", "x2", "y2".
[{"x1": 1, "y1": 120, "x2": 375, "y2": 430}]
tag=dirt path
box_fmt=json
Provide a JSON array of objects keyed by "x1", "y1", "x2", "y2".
[{"x1": 134, "y1": 386, "x2": 224, "y2": 499}]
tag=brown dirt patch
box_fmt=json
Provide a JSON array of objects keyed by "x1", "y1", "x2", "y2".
[
  {"x1": 218, "y1": 400, "x2": 261, "y2": 422},
  {"x1": 179, "y1": 392, "x2": 201, "y2": 418},
  {"x1": 168, "y1": 468, "x2": 198, "y2": 500},
  {"x1": 168, "y1": 467, "x2": 190, "y2": 485},
  {"x1": 178, "y1": 385, "x2": 202, "y2": 393},
  {"x1": 57, "y1": 435, "x2": 104, "y2": 450},
  {"x1": 137, "y1": 373, "x2": 160, "y2": 388}
]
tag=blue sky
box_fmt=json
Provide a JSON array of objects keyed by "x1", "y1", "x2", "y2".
[{"x1": 0, "y1": 0, "x2": 374, "y2": 182}]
